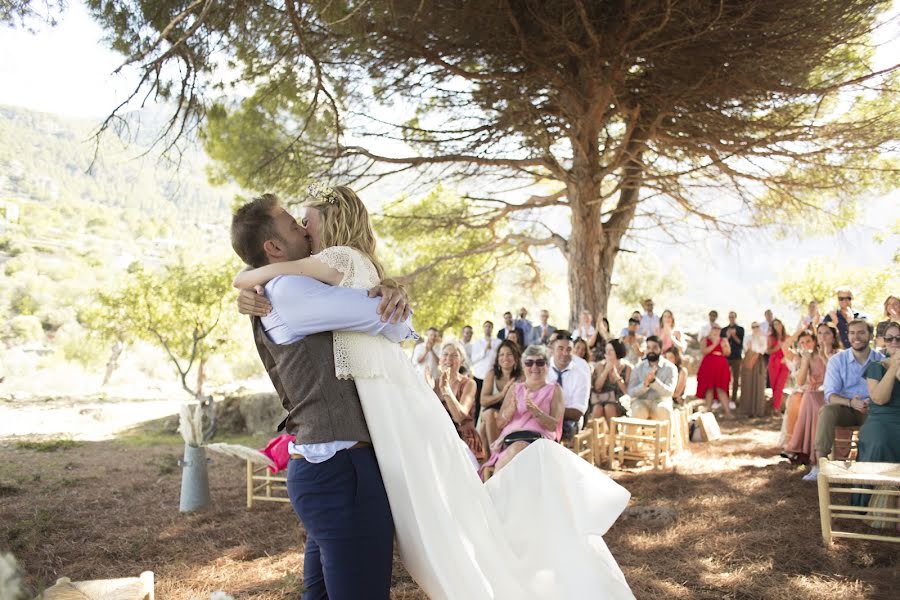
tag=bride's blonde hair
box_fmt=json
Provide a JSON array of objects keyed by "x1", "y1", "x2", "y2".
[{"x1": 305, "y1": 184, "x2": 386, "y2": 280}]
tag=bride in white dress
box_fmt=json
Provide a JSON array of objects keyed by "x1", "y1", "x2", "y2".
[{"x1": 234, "y1": 184, "x2": 634, "y2": 600}]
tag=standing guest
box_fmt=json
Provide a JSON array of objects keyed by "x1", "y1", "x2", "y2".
[
  {"x1": 824, "y1": 287, "x2": 864, "y2": 349},
  {"x1": 573, "y1": 310, "x2": 597, "y2": 342},
  {"x1": 498, "y1": 311, "x2": 525, "y2": 343},
  {"x1": 588, "y1": 317, "x2": 611, "y2": 355},
  {"x1": 722, "y1": 312, "x2": 745, "y2": 408},
  {"x1": 546, "y1": 331, "x2": 591, "y2": 441},
  {"x1": 804, "y1": 320, "x2": 884, "y2": 481},
  {"x1": 514, "y1": 307, "x2": 533, "y2": 346},
  {"x1": 798, "y1": 300, "x2": 822, "y2": 331},
  {"x1": 698, "y1": 310, "x2": 719, "y2": 340},
  {"x1": 627, "y1": 336, "x2": 677, "y2": 421},
  {"x1": 783, "y1": 323, "x2": 840, "y2": 464},
  {"x1": 663, "y1": 346, "x2": 688, "y2": 405},
  {"x1": 639, "y1": 299, "x2": 661, "y2": 338},
  {"x1": 412, "y1": 327, "x2": 442, "y2": 381},
  {"x1": 741, "y1": 322, "x2": 769, "y2": 417},
  {"x1": 622, "y1": 317, "x2": 645, "y2": 366},
  {"x1": 779, "y1": 326, "x2": 811, "y2": 443},
  {"x1": 479, "y1": 340, "x2": 524, "y2": 447},
  {"x1": 875, "y1": 295, "x2": 900, "y2": 351},
  {"x1": 530, "y1": 309, "x2": 556, "y2": 345},
  {"x1": 481, "y1": 345, "x2": 565, "y2": 474},
  {"x1": 470, "y1": 320, "x2": 502, "y2": 422},
  {"x1": 426, "y1": 342, "x2": 484, "y2": 463},
  {"x1": 659, "y1": 309, "x2": 686, "y2": 353},
  {"x1": 460, "y1": 325, "x2": 474, "y2": 363},
  {"x1": 697, "y1": 326, "x2": 733, "y2": 417},
  {"x1": 768, "y1": 318, "x2": 790, "y2": 411},
  {"x1": 759, "y1": 309, "x2": 774, "y2": 337},
  {"x1": 590, "y1": 339, "x2": 631, "y2": 426}
]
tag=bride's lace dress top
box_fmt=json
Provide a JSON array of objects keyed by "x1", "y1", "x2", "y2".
[{"x1": 312, "y1": 245, "x2": 405, "y2": 380}]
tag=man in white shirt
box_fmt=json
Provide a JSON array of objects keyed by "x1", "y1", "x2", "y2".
[
  {"x1": 412, "y1": 327, "x2": 442, "y2": 381},
  {"x1": 698, "y1": 310, "x2": 719, "y2": 340},
  {"x1": 460, "y1": 325, "x2": 474, "y2": 363},
  {"x1": 470, "y1": 320, "x2": 501, "y2": 419},
  {"x1": 639, "y1": 298, "x2": 660, "y2": 338},
  {"x1": 546, "y1": 330, "x2": 591, "y2": 440}
]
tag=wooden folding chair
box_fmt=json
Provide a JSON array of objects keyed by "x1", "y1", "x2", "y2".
[{"x1": 817, "y1": 458, "x2": 900, "y2": 545}]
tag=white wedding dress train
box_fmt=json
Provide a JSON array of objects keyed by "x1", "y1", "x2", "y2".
[{"x1": 312, "y1": 246, "x2": 634, "y2": 599}]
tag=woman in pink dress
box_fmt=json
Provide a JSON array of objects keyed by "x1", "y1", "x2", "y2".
[
  {"x1": 768, "y1": 319, "x2": 790, "y2": 411},
  {"x1": 697, "y1": 327, "x2": 733, "y2": 417},
  {"x1": 783, "y1": 322, "x2": 841, "y2": 464},
  {"x1": 480, "y1": 344, "x2": 564, "y2": 474}
]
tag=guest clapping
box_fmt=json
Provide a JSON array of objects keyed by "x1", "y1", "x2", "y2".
[
  {"x1": 859, "y1": 322, "x2": 900, "y2": 464},
  {"x1": 481, "y1": 345, "x2": 565, "y2": 474},
  {"x1": 663, "y1": 346, "x2": 688, "y2": 405},
  {"x1": 697, "y1": 326, "x2": 733, "y2": 417},
  {"x1": 627, "y1": 336, "x2": 677, "y2": 422},
  {"x1": 428, "y1": 342, "x2": 484, "y2": 463},
  {"x1": 768, "y1": 319, "x2": 790, "y2": 411},
  {"x1": 479, "y1": 340, "x2": 524, "y2": 447},
  {"x1": 659, "y1": 309, "x2": 686, "y2": 352},
  {"x1": 574, "y1": 310, "x2": 597, "y2": 341},
  {"x1": 590, "y1": 340, "x2": 631, "y2": 425},
  {"x1": 876, "y1": 295, "x2": 900, "y2": 351},
  {"x1": 548, "y1": 331, "x2": 591, "y2": 440}
]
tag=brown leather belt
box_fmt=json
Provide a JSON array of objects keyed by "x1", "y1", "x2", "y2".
[{"x1": 290, "y1": 441, "x2": 372, "y2": 460}]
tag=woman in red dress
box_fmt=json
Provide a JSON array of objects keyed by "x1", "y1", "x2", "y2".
[
  {"x1": 768, "y1": 319, "x2": 790, "y2": 412},
  {"x1": 697, "y1": 327, "x2": 733, "y2": 417}
]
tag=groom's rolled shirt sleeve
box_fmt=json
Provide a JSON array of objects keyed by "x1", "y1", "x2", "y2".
[{"x1": 266, "y1": 275, "x2": 417, "y2": 342}]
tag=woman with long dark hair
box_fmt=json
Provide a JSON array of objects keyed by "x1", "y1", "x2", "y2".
[{"x1": 479, "y1": 340, "x2": 524, "y2": 447}]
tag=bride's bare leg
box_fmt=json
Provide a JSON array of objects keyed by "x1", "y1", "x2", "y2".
[{"x1": 495, "y1": 441, "x2": 530, "y2": 472}]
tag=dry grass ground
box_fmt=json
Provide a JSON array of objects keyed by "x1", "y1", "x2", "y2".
[{"x1": 1, "y1": 417, "x2": 897, "y2": 599}]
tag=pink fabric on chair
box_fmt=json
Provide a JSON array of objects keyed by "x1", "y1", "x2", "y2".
[{"x1": 261, "y1": 434, "x2": 294, "y2": 473}]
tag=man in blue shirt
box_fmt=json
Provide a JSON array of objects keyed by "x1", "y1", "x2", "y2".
[{"x1": 805, "y1": 319, "x2": 884, "y2": 481}]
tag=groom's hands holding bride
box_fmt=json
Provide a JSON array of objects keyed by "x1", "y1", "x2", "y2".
[{"x1": 236, "y1": 282, "x2": 411, "y2": 323}]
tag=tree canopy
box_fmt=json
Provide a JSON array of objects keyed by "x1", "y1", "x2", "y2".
[{"x1": 81, "y1": 0, "x2": 900, "y2": 322}]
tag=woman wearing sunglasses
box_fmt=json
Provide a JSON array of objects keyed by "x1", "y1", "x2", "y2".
[
  {"x1": 858, "y1": 323, "x2": 900, "y2": 465},
  {"x1": 479, "y1": 345, "x2": 565, "y2": 474}
]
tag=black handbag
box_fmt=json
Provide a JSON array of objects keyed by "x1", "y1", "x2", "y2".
[{"x1": 502, "y1": 430, "x2": 544, "y2": 446}]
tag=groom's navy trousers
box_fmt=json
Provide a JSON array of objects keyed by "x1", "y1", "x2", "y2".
[{"x1": 287, "y1": 446, "x2": 394, "y2": 600}]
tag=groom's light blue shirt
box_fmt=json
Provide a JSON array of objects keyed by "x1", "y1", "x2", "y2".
[{"x1": 260, "y1": 275, "x2": 418, "y2": 462}]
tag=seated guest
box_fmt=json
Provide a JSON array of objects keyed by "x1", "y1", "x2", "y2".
[
  {"x1": 530, "y1": 309, "x2": 556, "y2": 345},
  {"x1": 498, "y1": 311, "x2": 525, "y2": 343},
  {"x1": 875, "y1": 295, "x2": 900, "y2": 351},
  {"x1": 479, "y1": 340, "x2": 524, "y2": 447},
  {"x1": 804, "y1": 319, "x2": 884, "y2": 481},
  {"x1": 427, "y1": 341, "x2": 485, "y2": 463},
  {"x1": 573, "y1": 338, "x2": 591, "y2": 364},
  {"x1": 480, "y1": 344, "x2": 565, "y2": 474},
  {"x1": 627, "y1": 336, "x2": 677, "y2": 422},
  {"x1": 858, "y1": 322, "x2": 900, "y2": 463},
  {"x1": 622, "y1": 317, "x2": 645, "y2": 366},
  {"x1": 783, "y1": 323, "x2": 840, "y2": 464},
  {"x1": 663, "y1": 345, "x2": 688, "y2": 405},
  {"x1": 547, "y1": 330, "x2": 591, "y2": 440},
  {"x1": 590, "y1": 339, "x2": 631, "y2": 426}
]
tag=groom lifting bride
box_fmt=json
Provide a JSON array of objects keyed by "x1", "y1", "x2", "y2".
[{"x1": 231, "y1": 185, "x2": 635, "y2": 600}]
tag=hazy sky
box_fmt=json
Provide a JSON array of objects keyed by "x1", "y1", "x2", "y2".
[{"x1": 1, "y1": 1, "x2": 897, "y2": 329}]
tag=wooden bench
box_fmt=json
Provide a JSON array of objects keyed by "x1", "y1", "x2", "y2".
[
  {"x1": 608, "y1": 417, "x2": 670, "y2": 471},
  {"x1": 246, "y1": 461, "x2": 290, "y2": 508},
  {"x1": 586, "y1": 418, "x2": 611, "y2": 467},
  {"x1": 817, "y1": 458, "x2": 900, "y2": 545}
]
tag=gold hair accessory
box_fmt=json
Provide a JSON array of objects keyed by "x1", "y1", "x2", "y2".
[{"x1": 307, "y1": 182, "x2": 338, "y2": 204}]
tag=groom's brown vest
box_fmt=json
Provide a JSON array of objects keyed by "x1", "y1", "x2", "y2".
[{"x1": 252, "y1": 318, "x2": 371, "y2": 445}]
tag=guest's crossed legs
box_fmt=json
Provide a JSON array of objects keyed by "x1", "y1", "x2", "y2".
[{"x1": 287, "y1": 447, "x2": 394, "y2": 600}]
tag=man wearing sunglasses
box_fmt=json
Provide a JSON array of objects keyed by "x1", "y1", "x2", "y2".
[
  {"x1": 824, "y1": 288, "x2": 866, "y2": 349},
  {"x1": 546, "y1": 330, "x2": 591, "y2": 440}
]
